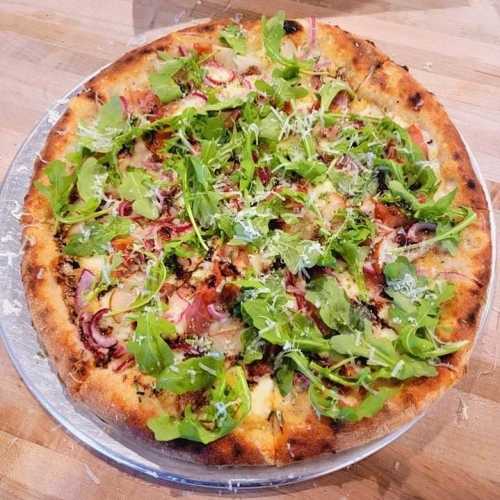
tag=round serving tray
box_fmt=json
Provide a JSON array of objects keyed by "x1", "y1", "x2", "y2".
[{"x1": 0, "y1": 26, "x2": 496, "y2": 492}]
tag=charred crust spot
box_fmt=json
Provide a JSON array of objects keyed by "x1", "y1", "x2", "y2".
[
  {"x1": 408, "y1": 92, "x2": 424, "y2": 111},
  {"x1": 466, "y1": 308, "x2": 478, "y2": 325},
  {"x1": 80, "y1": 88, "x2": 97, "y2": 101},
  {"x1": 453, "y1": 151, "x2": 461, "y2": 161},
  {"x1": 283, "y1": 20, "x2": 302, "y2": 34},
  {"x1": 401, "y1": 64, "x2": 409, "y2": 72},
  {"x1": 366, "y1": 39, "x2": 376, "y2": 47},
  {"x1": 374, "y1": 60, "x2": 384, "y2": 70},
  {"x1": 233, "y1": 441, "x2": 243, "y2": 457},
  {"x1": 199, "y1": 23, "x2": 216, "y2": 33},
  {"x1": 467, "y1": 178, "x2": 476, "y2": 190}
]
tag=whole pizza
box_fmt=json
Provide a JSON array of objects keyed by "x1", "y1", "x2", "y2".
[{"x1": 21, "y1": 13, "x2": 492, "y2": 465}]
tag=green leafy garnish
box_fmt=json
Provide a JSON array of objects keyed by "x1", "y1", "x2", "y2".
[
  {"x1": 118, "y1": 168, "x2": 160, "y2": 220},
  {"x1": 149, "y1": 56, "x2": 185, "y2": 103},
  {"x1": 78, "y1": 96, "x2": 129, "y2": 153},
  {"x1": 148, "y1": 365, "x2": 251, "y2": 444},
  {"x1": 267, "y1": 230, "x2": 323, "y2": 274},
  {"x1": 64, "y1": 216, "x2": 133, "y2": 256},
  {"x1": 35, "y1": 160, "x2": 75, "y2": 217},
  {"x1": 127, "y1": 312, "x2": 176, "y2": 375},
  {"x1": 219, "y1": 24, "x2": 247, "y2": 54}
]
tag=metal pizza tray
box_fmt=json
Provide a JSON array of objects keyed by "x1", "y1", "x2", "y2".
[{"x1": 0, "y1": 39, "x2": 496, "y2": 492}]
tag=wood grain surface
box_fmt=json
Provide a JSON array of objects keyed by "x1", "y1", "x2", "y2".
[{"x1": 1, "y1": 1, "x2": 499, "y2": 498}]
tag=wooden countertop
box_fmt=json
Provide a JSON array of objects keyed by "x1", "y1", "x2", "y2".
[{"x1": 1, "y1": 1, "x2": 499, "y2": 498}]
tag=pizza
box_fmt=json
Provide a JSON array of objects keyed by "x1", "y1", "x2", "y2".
[{"x1": 21, "y1": 13, "x2": 492, "y2": 466}]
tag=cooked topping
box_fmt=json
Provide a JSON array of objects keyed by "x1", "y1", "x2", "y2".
[{"x1": 36, "y1": 13, "x2": 476, "y2": 444}]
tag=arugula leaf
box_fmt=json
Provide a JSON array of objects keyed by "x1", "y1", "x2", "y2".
[
  {"x1": 148, "y1": 365, "x2": 251, "y2": 444},
  {"x1": 64, "y1": 216, "x2": 133, "y2": 256},
  {"x1": 241, "y1": 328, "x2": 265, "y2": 364},
  {"x1": 255, "y1": 78, "x2": 308, "y2": 108},
  {"x1": 76, "y1": 157, "x2": 107, "y2": 203},
  {"x1": 284, "y1": 159, "x2": 327, "y2": 181},
  {"x1": 261, "y1": 12, "x2": 312, "y2": 72},
  {"x1": 127, "y1": 312, "x2": 176, "y2": 375},
  {"x1": 112, "y1": 257, "x2": 167, "y2": 315},
  {"x1": 188, "y1": 156, "x2": 221, "y2": 228},
  {"x1": 219, "y1": 24, "x2": 247, "y2": 54},
  {"x1": 230, "y1": 209, "x2": 273, "y2": 246},
  {"x1": 259, "y1": 110, "x2": 284, "y2": 141},
  {"x1": 305, "y1": 276, "x2": 352, "y2": 332},
  {"x1": 319, "y1": 80, "x2": 354, "y2": 114},
  {"x1": 149, "y1": 56, "x2": 185, "y2": 103},
  {"x1": 267, "y1": 231, "x2": 323, "y2": 274},
  {"x1": 35, "y1": 160, "x2": 75, "y2": 216},
  {"x1": 78, "y1": 96, "x2": 128, "y2": 153},
  {"x1": 383, "y1": 257, "x2": 467, "y2": 359},
  {"x1": 118, "y1": 168, "x2": 160, "y2": 220},
  {"x1": 156, "y1": 354, "x2": 224, "y2": 394},
  {"x1": 338, "y1": 387, "x2": 399, "y2": 422}
]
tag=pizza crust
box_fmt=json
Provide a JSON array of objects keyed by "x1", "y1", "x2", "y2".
[{"x1": 21, "y1": 17, "x2": 492, "y2": 466}]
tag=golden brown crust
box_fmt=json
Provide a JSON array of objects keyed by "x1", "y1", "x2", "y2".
[{"x1": 21, "y1": 17, "x2": 492, "y2": 466}]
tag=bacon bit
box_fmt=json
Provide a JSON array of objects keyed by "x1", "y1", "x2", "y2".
[
  {"x1": 220, "y1": 283, "x2": 240, "y2": 307},
  {"x1": 184, "y1": 287, "x2": 219, "y2": 334},
  {"x1": 320, "y1": 125, "x2": 339, "y2": 140},
  {"x1": 212, "y1": 261, "x2": 223, "y2": 286},
  {"x1": 385, "y1": 139, "x2": 399, "y2": 161},
  {"x1": 311, "y1": 74, "x2": 322, "y2": 90},
  {"x1": 283, "y1": 101, "x2": 293, "y2": 114},
  {"x1": 193, "y1": 42, "x2": 212, "y2": 54},
  {"x1": 294, "y1": 372, "x2": 310, "y2": 390},
  {"x1": 247, "y1": 361, "x2": 273, "y2": 381},
  {"x1": 223, "y1": 109, "x2": 241, "y2": 128},
  {"x1": 330, "y1": 91, "x2": 350, "y2": 112},
  {"x1": 407, "y1": 124, "x2": 428, "y2": 159},
  {"x1": 374, "y1": 202, "x2": 411, "y2": 228},
  {"x1": 363, "y1": 260, "x2": 384, "y2": 286},
  {"x1": 111, "y1": 236, "x2": 134, "y2": 251},
  {"x1": 145, "y1": 130, "x2": 172, "y2": 156},
  {"x1": 125, "y1": 89, "x2": 160, "y2": 115},
  {"x1": 241, "y1": 65, "x2": 261, "y2": 76},
  {"x1": 257, "y1": 167, "x2": 271, "y2": 185}
]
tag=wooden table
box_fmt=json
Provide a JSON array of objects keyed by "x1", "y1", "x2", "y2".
[{"x1": 1, "y1": 1, "x2": 499, "y2": 498}]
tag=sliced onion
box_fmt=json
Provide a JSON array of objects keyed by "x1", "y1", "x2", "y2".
[
  {"x1": 178, "y1": 45, "x2": 188, "y2": 57},
  {"x1": 76, "y1": 269, "x2": 95, "y2": 313},
  {"x1": 90, "y1": 308, "x2": 117, "y2": 348},
  {"x1": 308, "y1": 17, "x2": 317, "y2": 53},
  {"x1": 119, "y1": 95, "x2": 129, "y2": 115},
  {"x1": 191, "y1": 90, "x2": 208, "y2": 101},
  {"x1": 204, "y1": 62, "x2": 235, "y2": 85},
  {"x1": 112, "y1": 343, "x2": 127, "y2": 358},
  {"x1": 118, "y1": 200, "x2": 133, "y2": 216},
  {"x1": 181, "y1": 93, "x2": 209, "y2": 109},
  {"x1": 241, "y1": 77, "x2": 252, "y2": 90},
  {"x1": 207, "y1": 303, "x2": 228, "y2": 321},
  {"x1": 406, "y1": 222, "x2": 437, "y2": 244},
  {"x1": 112, "y1": 355, "x2": 135, "y2": 372}
]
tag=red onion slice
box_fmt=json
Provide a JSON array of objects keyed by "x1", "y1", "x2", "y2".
[
  {"x1": 308, "y1": 17, "x2": 317, "y2": 53},
  {"x1": 76, "y1": 269, "x2": 95, "y2": 313},
  {"x1": 118, "y1": 200, "x2": 133, "y2": 216},
  {"x1": 119, "y1": 95, "x2": 129, "y2": 115},
  {"x1": 191, "y1": 90, "x2": 208, "y2": 101},
  {"x1": 406, "y1": 222, "x2": 437, "y2": 244},
  {"x1": 204, "y1": 62, "x2": 235, "y2": 85},
  {"x1": 90, "y1": 308, "x2": 117, "y2": 348},
  {"x1": 207, "y1": 303, "x2": 228, "y2": 321}
]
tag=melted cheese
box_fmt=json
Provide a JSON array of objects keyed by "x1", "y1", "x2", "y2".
[{"x1": 249, "y1": 375, "x2": 274, "y2": 419}]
